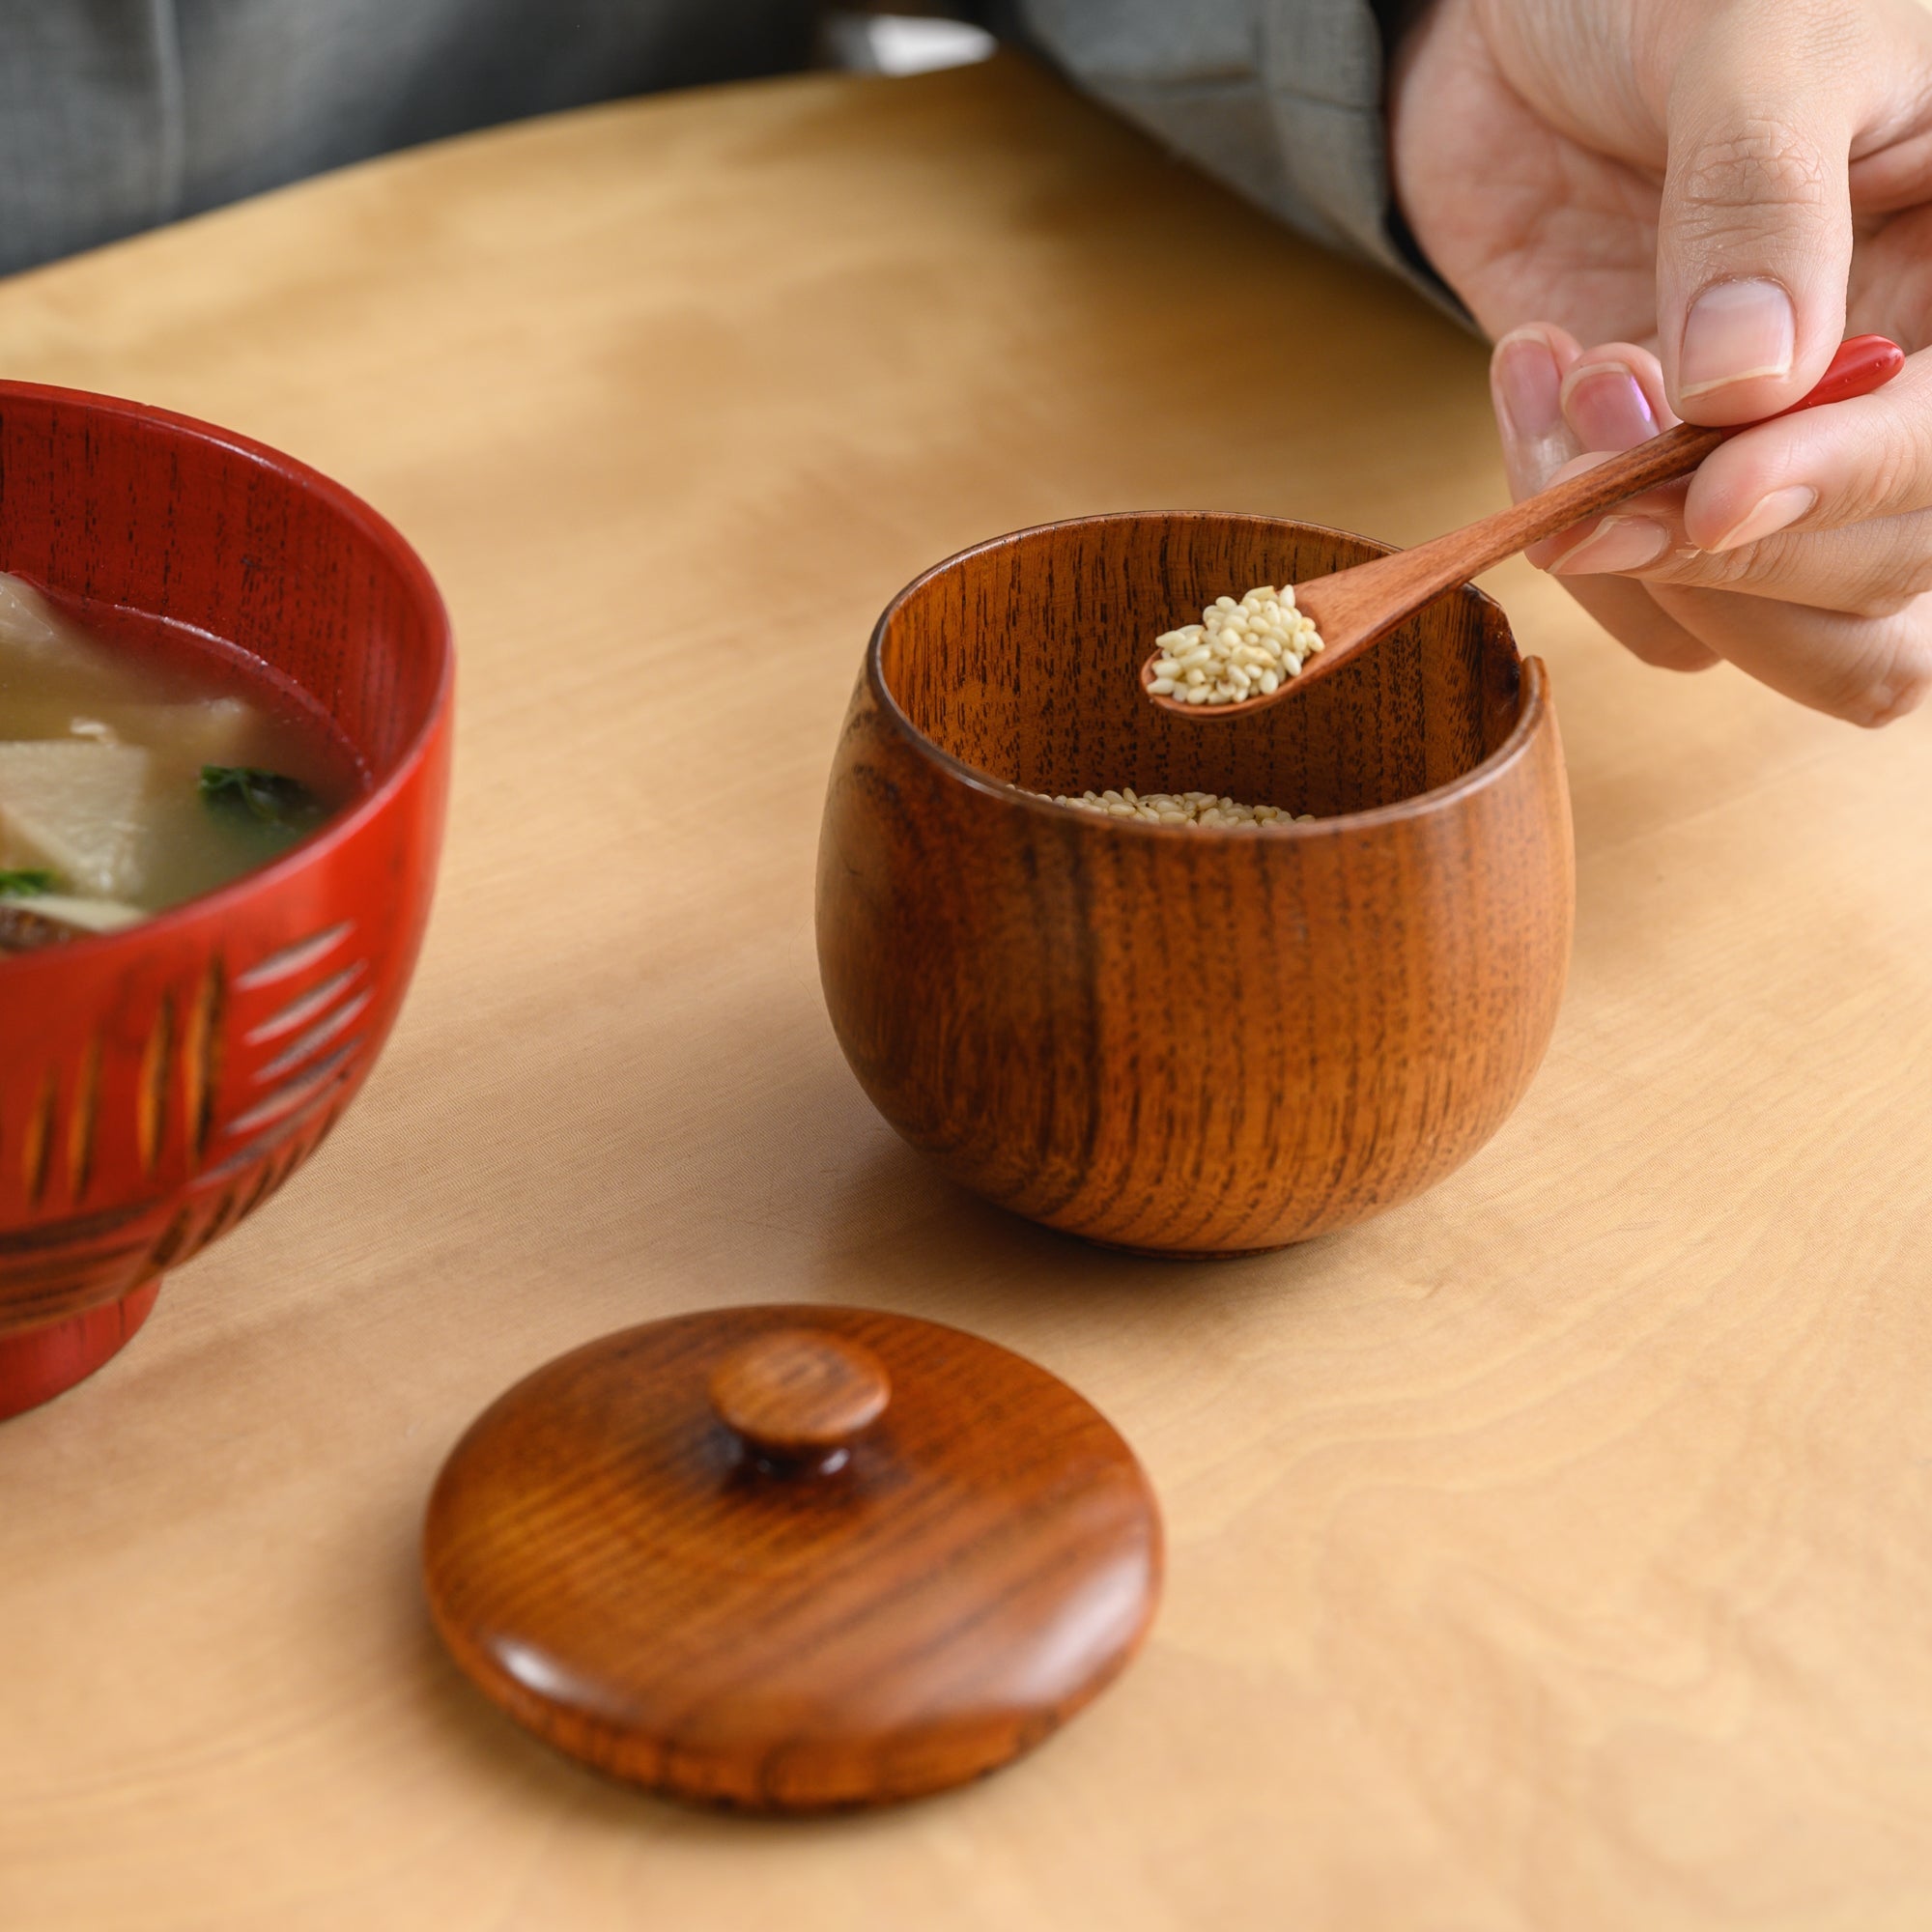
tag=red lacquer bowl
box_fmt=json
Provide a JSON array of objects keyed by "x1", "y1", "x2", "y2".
[{"x1": 0, "y1": 384, "x2": 452, "y2": 1418}]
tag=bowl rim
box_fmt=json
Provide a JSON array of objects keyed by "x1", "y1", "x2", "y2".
[
  {"x1": 865, "y1": 510, "x2": 1551, "y2": 838},
  {"x1": 0, "y1": 380, "x2": 453, "y2": 964}
]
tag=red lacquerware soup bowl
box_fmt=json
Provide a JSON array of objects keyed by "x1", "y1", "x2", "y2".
[{"x1": 0, "y1": 384, "x2": 451, "y2": 1418}]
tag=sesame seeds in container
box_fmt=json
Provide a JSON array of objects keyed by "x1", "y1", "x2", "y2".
[
  {"x1": 1147, "y1": 586, "x2": 1323, "y2": 706},
  {"x1": 1021, "y1": 787, "x2": 1315, "y2": 829}
]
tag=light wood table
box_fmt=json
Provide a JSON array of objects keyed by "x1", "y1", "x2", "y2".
[{"x1": 3, "y1": 54, "x2": 1929, "y2": 1932}]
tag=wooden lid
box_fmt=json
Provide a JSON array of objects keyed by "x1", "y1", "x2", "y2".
[{"x1": 422, "y1": 1305, "x2": 1162, "y2": 1811}]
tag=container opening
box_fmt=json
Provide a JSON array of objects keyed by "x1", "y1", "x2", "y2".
[{"x1": 875, "y1": 515, "x2": 1524, "y2": 818}]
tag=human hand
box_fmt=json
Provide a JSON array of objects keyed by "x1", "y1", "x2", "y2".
[{"x1": 1388, "y1": 0, "x2": 1932, "y2": 724}]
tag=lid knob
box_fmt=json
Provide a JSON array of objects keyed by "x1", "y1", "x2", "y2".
[{"x1": 708, "y1": 1327, "x2": 891, "y2": 1466}]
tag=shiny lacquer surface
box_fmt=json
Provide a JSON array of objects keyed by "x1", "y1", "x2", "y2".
[
  {"x1": 819, "y1": 512, "x2": 1575, "y2": 1255},
  {"x1": 424, "y1": 1305, "x2": 1162, "y2": 1811},
  {"x1": 0, "y1": 384, "x2": 452, "y2": 1416}
]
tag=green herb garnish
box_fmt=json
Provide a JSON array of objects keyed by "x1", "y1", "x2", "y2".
[
  {"x1": 0, "y1": 868, "x2": 56, "y2": 897},
  {"x1": 199, "y1": 766, "x2": 326, "y2": 836}
]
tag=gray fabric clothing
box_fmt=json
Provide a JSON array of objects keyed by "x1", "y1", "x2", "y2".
[
  {"x1": 0, "y1": 1, "x2": 816, "y2": 275},
  {"x1": 1018, "y1": 0, "x2": 1412, "y2": 282},
  {"x1": 1017, "y1": 0, "x2": 1459, "y2": 310},
  {"x1": 0, "y1": 1, "x2": 1431, "y2": 302}
]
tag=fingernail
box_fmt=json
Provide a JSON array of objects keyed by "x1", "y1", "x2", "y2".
[
  {"x1": 1494, "y1": 329, "x2": 1563, "y2": 442},
  {"x1": 1493, "y1": 330, "x2": 1570, "y2": 496},
  {"x1": 1564, "y1": 362, "x2": 1658, "y2": 448},
  {"x1": 1708, "y1": 484, "x2": 1817, "y2": 552},
  {"x1": 1680, "y1": 279, "x2": 1795, "y2": 398},
  {"x1": 1549, "y1": 516, "x2": 1670, "y2": 577}
]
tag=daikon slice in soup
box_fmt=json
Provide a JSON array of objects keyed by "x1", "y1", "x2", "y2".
[{"x1": 0, "y1": 572, "x2": 364, "y2": 953}]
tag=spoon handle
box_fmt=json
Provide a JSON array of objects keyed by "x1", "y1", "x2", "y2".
[
  {"x1": 1295, "y1": 334, "x2": 1906, "y2": 672},
  {"x1": 1374, "y1": 335, "x2": 1903, "y2": 608}
]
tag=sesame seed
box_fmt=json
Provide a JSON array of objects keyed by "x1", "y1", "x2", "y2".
[
  {"x1": 1147, "y1": 585, "x2": 1324, "y2": 707},
  {"x1": 1017, "y1": 786, "x2": 1319, "y2": 829}
]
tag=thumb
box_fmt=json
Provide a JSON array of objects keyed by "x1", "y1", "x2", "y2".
[{"x1": 1657, "y1": 1, "x2": 1860, "y2": 426}]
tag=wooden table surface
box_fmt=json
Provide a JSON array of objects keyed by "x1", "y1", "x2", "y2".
[{"x1": 3, "y1": 54, "x2": 1929, "y2": 1932}]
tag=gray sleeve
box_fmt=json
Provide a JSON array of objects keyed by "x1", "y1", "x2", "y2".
[
  {"x1": 1011, "y1": 0, "x2": 1463, "y2": 318},
  {"x1": 0, "y1": 0, "x2": 819, "y2": 279},
  {"x1": 0, "y1": 5, "x2": 184, "y2": 275}
]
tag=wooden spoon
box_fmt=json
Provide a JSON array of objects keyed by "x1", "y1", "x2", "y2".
[{"x1": 1142, "y1": 334, "x2": 1907, "y2": 720}]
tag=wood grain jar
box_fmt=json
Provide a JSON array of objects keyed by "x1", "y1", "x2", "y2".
[{"x1": 816, "y1": 513, "x2": 1575, "y2": 1256}]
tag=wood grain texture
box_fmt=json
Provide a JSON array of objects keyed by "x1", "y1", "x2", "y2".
[
  {"x1": 1, "y1": 50, "x2": 1931, "y2": 1932},
  {"x1": 423, "y1": 1306, "x2": 1160, "y2": 1810},
  {"x1": 820, "y1": 512, "x2": 1573, "y2": 1252},
  {"x1": 707, "y1": 1326, "x2": 892, "y2": 1459}
]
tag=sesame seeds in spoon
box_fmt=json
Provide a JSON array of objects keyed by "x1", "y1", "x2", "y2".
[{"x1": 1142, "y1": 584, "x2": 1325, "y2": 707}]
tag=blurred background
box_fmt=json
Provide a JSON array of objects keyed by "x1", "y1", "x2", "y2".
[
  {"x1": 819, "y1": 6, "x2": 1001, "y2": 75},
  {"x1": 0, "y1": 2, "x2": 1019, "y2": 279}
]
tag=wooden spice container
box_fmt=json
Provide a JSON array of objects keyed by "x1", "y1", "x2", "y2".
[
  {"x1": 817, "y1": 512, "x2": 1575, "y2": 1255},
  {"x1": 423, "y1": 1305, "x2": 1162, "y2": 1811}
]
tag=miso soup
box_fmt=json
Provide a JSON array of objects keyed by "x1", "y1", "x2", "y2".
[{"x1": 0, "y1": 572, "x2": 362, "y2": 952}]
